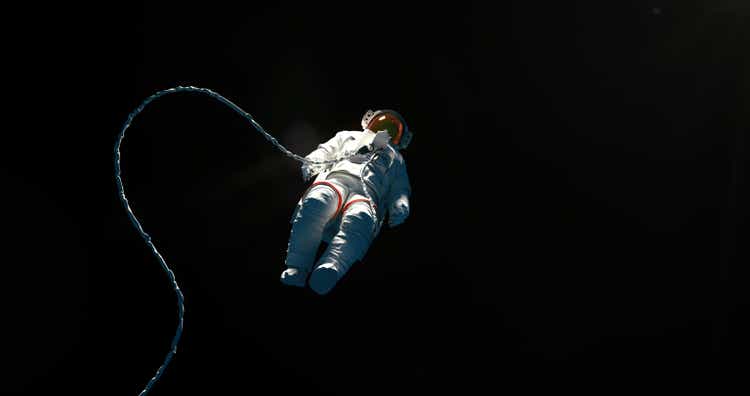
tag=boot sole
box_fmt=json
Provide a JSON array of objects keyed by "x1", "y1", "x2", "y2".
[{"x1": 309, "y1": 266, "x2": 339, "y2": 295}]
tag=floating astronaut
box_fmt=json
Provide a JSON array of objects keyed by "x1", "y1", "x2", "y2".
[{"x1": 280, "y1": 109, "x2": 413, "y2": 295}]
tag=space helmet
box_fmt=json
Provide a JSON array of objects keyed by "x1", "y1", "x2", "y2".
[{"x1": 361, "y1": 109, "x2": 413, "y2": 150}]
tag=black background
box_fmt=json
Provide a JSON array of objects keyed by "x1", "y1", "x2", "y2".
[{"x1": 3, "y1": 1, "x2": 748, "y2": 394}]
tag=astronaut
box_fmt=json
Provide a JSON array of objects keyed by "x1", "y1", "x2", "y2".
[{"x1": 280, "y1": 109, "x2": 413, "y2": 295}]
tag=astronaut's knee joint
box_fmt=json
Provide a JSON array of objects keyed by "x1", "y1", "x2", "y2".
[
  {"x1": 302, "y1": 188, "x2": 335, "y2": 208},
  {"x1": 343, "y1": 207, "x2": 375, "y2": 229}
]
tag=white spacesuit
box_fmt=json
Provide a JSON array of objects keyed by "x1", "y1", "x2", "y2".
[{"x1": 281, "y1": 109, "x2": 413, "y2": 295}]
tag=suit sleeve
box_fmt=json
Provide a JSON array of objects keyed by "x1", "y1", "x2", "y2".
[
  {"x1": 386, "y1": 155, "x2": 411, "y2": 214},
  {"x1": 306, "y1": 131, "x2": 347, "y2": 164}
]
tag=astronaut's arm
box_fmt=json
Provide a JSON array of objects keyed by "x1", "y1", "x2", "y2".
[
  {"x1": 386, "y1": 160, "x2": 411, "y2": 228},
  {"x1": 307, "y1": 132, "x2": 345, "y2": 162},
  {"x1": 301, "y1": 132, "x2": 346, "y2": 180}
]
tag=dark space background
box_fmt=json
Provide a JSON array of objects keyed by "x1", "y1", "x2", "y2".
[{"x1": 3, "y1": 1, "x2": 747, "y2": 394}]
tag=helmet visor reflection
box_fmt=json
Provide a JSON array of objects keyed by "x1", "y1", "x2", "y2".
[{"x1": 367, "y1": 114, "x2": 404, "y2": 146}]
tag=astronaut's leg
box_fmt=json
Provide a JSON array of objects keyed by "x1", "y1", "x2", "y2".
[
  {"x1": 309, "y1": 199, "x2": 376, "y2": 295},
  {"x1": 281, "y1": 183, "x2": 343, "y2": 287}
]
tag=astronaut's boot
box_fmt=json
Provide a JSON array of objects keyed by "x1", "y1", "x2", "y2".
[
  {"x1": 280, "y1": 267, "x2": 308, "y2": 288},
  {"x1": 309, "y1": 262, "x2": 344, "y2": 295}
]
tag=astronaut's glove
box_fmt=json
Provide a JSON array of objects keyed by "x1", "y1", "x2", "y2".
[
  {"x1": 388, "y1": 196, "x2": 410, "y2": 228},
  {"x1": 301, "y1": 162, "x2": 322, "y2": 181},
  {"x1": 373, "y1": 130, "x2": 391, "y2": 149},
  {"x1": 301, "y1": 163, "x2": 313, "y2": 181}
]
